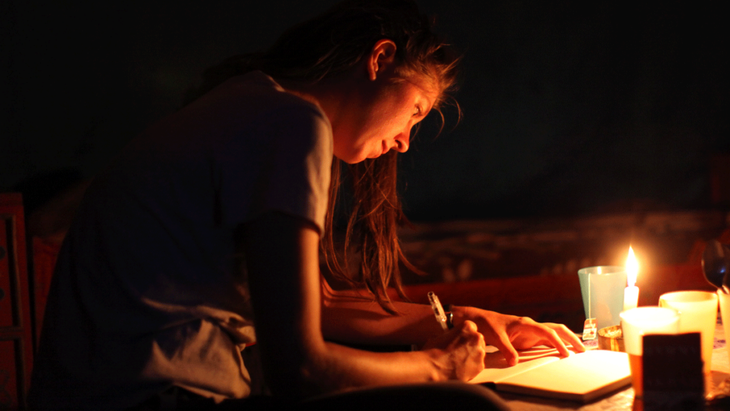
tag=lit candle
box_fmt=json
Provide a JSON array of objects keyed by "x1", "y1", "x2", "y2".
[{"x1": 623, "y1": 246, "x2": 640, "y2": 311}]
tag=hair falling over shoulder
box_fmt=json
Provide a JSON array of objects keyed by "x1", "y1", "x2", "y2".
[{"x1": 321, "y1": 152, "x2": 423, "y2": 314}]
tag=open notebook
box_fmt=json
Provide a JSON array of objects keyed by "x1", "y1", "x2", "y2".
[{"x1": 470, "y1": 346, "x2": 631, "y2": 402}]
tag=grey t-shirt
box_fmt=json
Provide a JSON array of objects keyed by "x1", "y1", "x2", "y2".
[{"x1": 29, "y1": 72, "x2": 333, "y2": 410}]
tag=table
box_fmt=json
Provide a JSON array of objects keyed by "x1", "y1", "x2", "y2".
[{"x1": 496, "y1": 321, "x2": 730, "y2": 410}]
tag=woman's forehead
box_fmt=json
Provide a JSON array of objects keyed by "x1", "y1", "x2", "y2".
[
  {"x1": 412, "y1": 74, "x2": 439, "y2": 93},
  {"x1": 406, "y1": 75, "x2": 441, "y2": 106}
]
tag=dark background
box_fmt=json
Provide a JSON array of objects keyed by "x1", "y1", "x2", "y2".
[{"x1": 2, "y1": 0, "x2": 728, "y2": 222}]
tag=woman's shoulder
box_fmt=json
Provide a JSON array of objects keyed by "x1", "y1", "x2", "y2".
[
  {"x1": 233, "y1": 72, "x2": 321, "y2": 108},
  {"x1": 206, "y1": 71, "x2": 330, "y2": 130}
]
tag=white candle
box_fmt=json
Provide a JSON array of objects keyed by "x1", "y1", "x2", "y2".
[
  {"x1": 623, "y1": 246, "x2": 640, "y2": 311},
  {"x1": 624, "y1": 285, "x2": 639, "y2": 311}
]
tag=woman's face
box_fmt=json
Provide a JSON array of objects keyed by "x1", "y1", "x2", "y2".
[{"x1": 333, "y1": 73, "x2": 439, "y2": 164}]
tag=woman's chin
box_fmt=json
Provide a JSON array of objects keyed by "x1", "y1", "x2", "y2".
[
  {"x1": 335, "y1": 154, "x2": 366, "y2": 164},
  {"x1": 336, "y1": 151, "x2": 377, "y2": 164}
]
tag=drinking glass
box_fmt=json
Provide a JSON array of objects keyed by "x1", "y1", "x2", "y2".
[
  {"x1": 578, "y1": 266, "x2": 627, "y2": 330},
  {"x1": 658, "y1": 291, "x2": 717, "y2": 375}
]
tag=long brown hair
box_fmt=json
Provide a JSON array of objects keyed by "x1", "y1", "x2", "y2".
[{"x1": 190, "y1": 0, "x2": 460, "y2": 313}]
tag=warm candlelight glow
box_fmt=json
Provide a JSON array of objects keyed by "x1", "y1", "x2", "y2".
[{"x1": 626, "y1": 246, "x2": 639, "y2": 287}]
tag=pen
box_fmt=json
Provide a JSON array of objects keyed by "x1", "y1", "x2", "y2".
[{"x1": 428, "y1": 291, "x2": 450, "y2": 332}]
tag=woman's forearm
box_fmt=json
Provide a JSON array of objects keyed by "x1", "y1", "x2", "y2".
[
  {"x1": 309, "y1": 341, "x2": 442, "y2": 391},
  {"x1": 320, "y1": 289, "x2": 444, "y2": 346}
]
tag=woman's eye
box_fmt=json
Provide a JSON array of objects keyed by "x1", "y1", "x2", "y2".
[{"x1": 414, "y1": 106, "x2": 422, "y2": 117}]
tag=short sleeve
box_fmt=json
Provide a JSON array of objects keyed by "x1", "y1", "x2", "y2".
[{"x1": 222, "y1": 103, "x2": 333, "y2": 233}]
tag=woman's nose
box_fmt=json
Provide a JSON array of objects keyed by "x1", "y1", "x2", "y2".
[{"x1": 394, "y1": 130, "x2": 410, "y2": 153}]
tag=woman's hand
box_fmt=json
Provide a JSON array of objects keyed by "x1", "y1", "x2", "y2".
[
  {"x1": 421, "y1": 320, "x2": 487, "y2": 381},
  {"x1": 453, "y1": 307, "x2": 585, "y2": 367}
]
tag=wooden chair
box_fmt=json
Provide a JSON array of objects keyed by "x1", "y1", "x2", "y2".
[{"x1": 0, "y1": 193, "x2": 34, "y2": 410}]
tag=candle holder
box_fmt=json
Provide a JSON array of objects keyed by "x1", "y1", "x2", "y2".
[{"x1": 597, "y1": 325, "x2": 624, "y2": 352}]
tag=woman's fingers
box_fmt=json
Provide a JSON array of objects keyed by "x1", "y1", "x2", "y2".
[
  {"x1": 551, "y1": 323, "x2": 586, "y2": 352},
  {"x1": 453, "y1": 321, "x2": 487, "y2": 379},
  {"x1": 511, "y1": 320, "x2": 585, "y2": 357},
  {"x1": 423, "y1": 320, "x2": 487, "y2": 381}
]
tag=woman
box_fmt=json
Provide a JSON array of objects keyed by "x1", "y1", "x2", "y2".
[{"x1": 29, "y1": 1, "x2": 583, "y2": 410}]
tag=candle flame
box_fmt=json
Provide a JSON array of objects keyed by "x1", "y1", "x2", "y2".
[{"x1": 626, "y1": 246, "x2": 639, "y2": 286}]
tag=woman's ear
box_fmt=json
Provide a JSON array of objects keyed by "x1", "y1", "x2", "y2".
[{"x1": 367, "y1": 39, "x2": 397, "y2": 81}]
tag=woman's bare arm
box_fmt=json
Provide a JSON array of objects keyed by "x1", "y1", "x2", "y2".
[
  {"x1": 242, "y1": 211, "x2": 487, "y2": 398},
  {"x1": 320, "y1": 281, "x2": 586, "y2": 367}
]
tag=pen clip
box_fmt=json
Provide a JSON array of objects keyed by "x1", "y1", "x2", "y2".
[{"x1": 428, "y1": 291, "x2": 449, "y2": 331}]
